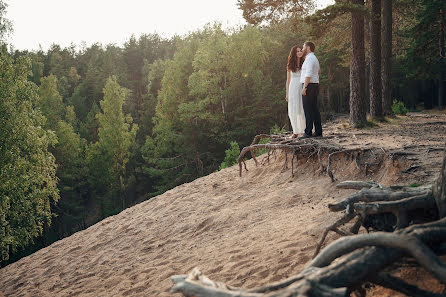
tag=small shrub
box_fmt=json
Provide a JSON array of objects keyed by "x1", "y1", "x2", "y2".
[
  {"x1": 255, "y1": 124, "x2": 286, "y2": 155},
  {"x1": 219, "y1": 141, "x2": 241, "y2": 170},
  {"x1": 392, "y1": 99, "x2": 408, "y2": 115},
  {"x1": 269, "y1": 124, "x2": 285, "y2": 135},
  {"x1": 255, "y1": 137, "x2": 270, "y2": 156}
]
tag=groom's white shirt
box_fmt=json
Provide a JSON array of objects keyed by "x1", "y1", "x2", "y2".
[{"x1": 300, "y1": 52, "x2": 320, "y2": 84}]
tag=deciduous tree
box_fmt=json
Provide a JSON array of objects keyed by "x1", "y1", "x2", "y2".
[
  {"x1": 0, "y1": 49, "x2": 59, "y2": 262},
  {"x1": 38, "y1": 75, "x2": 65, "y2": 130}
]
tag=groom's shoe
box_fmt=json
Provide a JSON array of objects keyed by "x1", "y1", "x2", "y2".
[
  {"x1": 300, "y1": 133, "x2": 312, "y2": 139},
  {"x1": 313, "y1": 133, "x2": 323, "y2": 138}
]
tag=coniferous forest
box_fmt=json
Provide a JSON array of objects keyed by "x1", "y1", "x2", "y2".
[{"x1": 1, "y1": 0, "x2": 445, "y2": 266}]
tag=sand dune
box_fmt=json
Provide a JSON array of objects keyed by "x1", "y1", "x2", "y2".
[{"x1": 1, "y1": 113, "x2": 446, "y2": 296}]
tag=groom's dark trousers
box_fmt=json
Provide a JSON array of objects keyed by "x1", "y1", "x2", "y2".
[{"x1": 302, "y1": 83, "x2": 322, "y2": 136}]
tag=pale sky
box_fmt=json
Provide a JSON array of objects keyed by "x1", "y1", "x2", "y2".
[{"x1": 5, "y1": 0, "x2": 334, "y2": 51}]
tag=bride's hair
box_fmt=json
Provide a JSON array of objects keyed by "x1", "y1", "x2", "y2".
[{"x1": 287, "y1": 45, "x2": 304, "y2": 72}]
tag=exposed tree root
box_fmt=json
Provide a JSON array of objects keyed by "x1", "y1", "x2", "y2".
[
  {"x1": 328, "y1": 184, "x2": 431, "y2": 212},
  {"x1": 237, "y1": 134, "x2": 388, "y2": 181},
  {"x1": 372, "y1": 272, "x2": 446, "y2": 297},
  {"x1": 310, "y1": 232, "x2": 446, "y2": 283},
  {"x1": 327, "y1": 149, "x2": 362, "y2": 182},
  {"x1": 171, "y1": 218, "x2": 446, "y2": 296},
  {"x1": 313, "y1": 185, "x2": 437, "y2": 256},
  {"x1": 170, "y1": 141, "x2": 446, "y2": 297},
  {"x1": 312, "y1": 212, "x2": 357, "y2": 258}
]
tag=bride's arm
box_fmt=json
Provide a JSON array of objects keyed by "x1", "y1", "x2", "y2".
[{"x1": 285, "y1": 70, "x2": 290, "y2": 101}]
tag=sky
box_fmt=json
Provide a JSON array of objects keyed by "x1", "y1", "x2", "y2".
[{"x1": 5, "y1": 0, "x2": 334, "y2": 51}]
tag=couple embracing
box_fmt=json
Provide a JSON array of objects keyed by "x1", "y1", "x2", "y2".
[{"x1": 285, "y1": 41, "x2": 322, "y2": 139}]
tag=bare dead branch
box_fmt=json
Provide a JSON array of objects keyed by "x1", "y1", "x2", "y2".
[
  {"x1": 313, "y1": 212, "x2": 357, "y2": 258},
  {"x1": 336, "y1": 180, "x2": 381, "y2": 190}
]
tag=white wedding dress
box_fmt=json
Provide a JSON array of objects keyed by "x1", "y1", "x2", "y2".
[{"x1": 288, "y1": 69, "x2": 306, "y2": 134}]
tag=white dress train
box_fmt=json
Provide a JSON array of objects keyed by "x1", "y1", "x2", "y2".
[{"x1": 288, "y1": 69, "x2": 306, "y2": 134}]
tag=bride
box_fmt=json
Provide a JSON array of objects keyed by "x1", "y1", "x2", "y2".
[{"x1": 285, "y1": 45, "x2": 306, "y2": 138}]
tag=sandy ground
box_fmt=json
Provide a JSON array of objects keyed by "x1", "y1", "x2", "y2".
[{"x1": 0, "y1": 112, "x2": 445, "y2": 296}]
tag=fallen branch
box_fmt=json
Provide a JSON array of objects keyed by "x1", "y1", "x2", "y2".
[{"x1": 336, "y1": 180, "x2": 382, "y2": 190}]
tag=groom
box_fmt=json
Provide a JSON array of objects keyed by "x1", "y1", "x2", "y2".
[{"x1": 300, "y1": 41, "x2": 322, "y2": 138}]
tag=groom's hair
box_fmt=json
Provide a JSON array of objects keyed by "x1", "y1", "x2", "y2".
[{"x1": 304, "y1": 41, "x2": 315, "y2": 52}]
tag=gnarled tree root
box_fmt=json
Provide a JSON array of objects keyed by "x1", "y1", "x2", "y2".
[
  {"x1": 170, "y1": 144, "x2": 446, "y2": 296},
  {"x1": 313, "y1": 182, "x2": 436, "y2": 256},
  {"x1": 170, "y1": 218, "x2": 446, "y2": 297},
  {"x1": 372, "y1": 272, "x2": 446, "y2": 297},
  {"x1": 237, "y1": 134, "x2": 389, "y2": 182}
]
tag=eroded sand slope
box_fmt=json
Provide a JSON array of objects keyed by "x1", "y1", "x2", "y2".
[{"x1": 1, "y1": 113, "x2": 446, "y2": 297}]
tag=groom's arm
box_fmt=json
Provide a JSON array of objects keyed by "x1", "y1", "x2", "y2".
[
  {"x1": 302, "y1": 77, "x2": 311, "y2": 96},
  {"x1": 303, "y1": 76, "x2": 311, "y2": 88}
]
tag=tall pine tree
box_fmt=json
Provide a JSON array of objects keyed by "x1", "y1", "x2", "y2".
[
  {"x1": 369, "y1": 0, "x2": 382, "y2": 119},
  {"x1": 88, "y1": 76, "x2": 138, "y2": 216}
]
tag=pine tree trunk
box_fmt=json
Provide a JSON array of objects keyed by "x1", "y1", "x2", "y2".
[
  {"x1": 349, "y1": 0, "x2": 367, "y2": 127},
  {"x1": 381, "y1": 0, "x2": 392, "y2": 115},
  {"x1": 433, "y1": 145, "x2": 446, "y2": 218},
  {"x1": 439, "y1": 8, "x2": 444, "y2": 110},
  {"x1": 327, "y1": 84, "x2": 331, "y2": 111},
  {"x1": 120, "y1": 175, "x2": 125, "y2": 210},
  {"x1": 440, "y1": 70, "x2": 444, "y2": 110},
  {"x1": 370, "y1": 0, "x2": 382, "y2": 119}
]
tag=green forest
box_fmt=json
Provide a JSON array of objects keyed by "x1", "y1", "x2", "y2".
[{"x1": 1, "y1": 0, "x2": 445, "y2": 266}]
